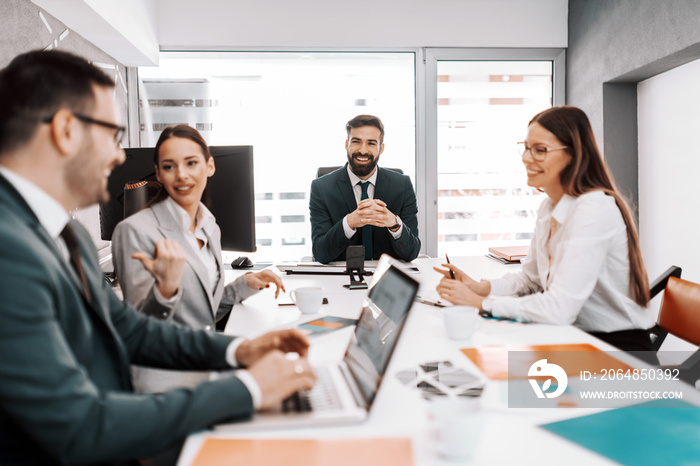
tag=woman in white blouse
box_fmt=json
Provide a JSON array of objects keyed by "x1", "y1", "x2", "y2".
[{"x1": 435, "y1": 106, "x2": 653, "y2": 351}]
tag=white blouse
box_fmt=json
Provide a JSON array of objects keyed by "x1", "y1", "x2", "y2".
[{"x1": 487, "y1": 191, "x2": 653, "y2": 333}]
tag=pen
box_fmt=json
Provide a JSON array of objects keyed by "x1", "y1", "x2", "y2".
[
  {"x1": 445, "y1": 254, "x2": 456, "y2": 280},
  {"x1": 414, "y1": 297, "x2": 447, "y2": 308}
]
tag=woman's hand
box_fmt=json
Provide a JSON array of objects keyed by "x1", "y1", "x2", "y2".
[
  {"x1": 433, "y1": 264, "x2": 491, "y2": 297},
  {"x1": 132, "y1": 239, "x2": 185, "y2": 299},
  {"x1": 245, "y1": 269, "x2": 286, "y2": 298},
  {"x1": 436, "y1": 276, "x2": 485, "y2": 308}
]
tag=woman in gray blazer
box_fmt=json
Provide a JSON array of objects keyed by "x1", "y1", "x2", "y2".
[{"x1": 112, "y1": 125, "x2": 284, "y2": 392}]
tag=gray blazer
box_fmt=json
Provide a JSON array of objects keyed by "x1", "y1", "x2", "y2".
[
  {"x1": 0, "y1": 174, "x2": 253, "y2": 465},
  {"x1": 112, "y1": 200, "x2": 258, "y2": 393},
  {"x1": 112, "y1": 199, "x2": 257, "y2": 330}
]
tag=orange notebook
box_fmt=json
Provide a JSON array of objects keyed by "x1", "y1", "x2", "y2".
[
  {"x1": 461, "y1": 343, "x2": 632, "y2": 381},
  {"x1": 488, "y1": 245, "x2": 529, "y2": 261},
  {"x1": 191, "y1": 437, "x2": 414, "y2": 466}
]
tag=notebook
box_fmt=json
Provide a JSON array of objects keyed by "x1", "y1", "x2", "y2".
[
  {"x1": 488, "y1": 245, "x2": 529, "y2": 261},
  {"x1": 215, "y1": 254, "x2": 420, "y2": 431},
  {"x1": 191, "y1": 437, "x2": 414, "y2": 466}
]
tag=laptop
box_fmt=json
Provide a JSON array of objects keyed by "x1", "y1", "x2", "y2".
[{"x1": 215, "y1": 254, "x2": 420, "y2": 431}]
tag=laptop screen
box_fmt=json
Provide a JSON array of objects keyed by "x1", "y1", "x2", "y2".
[{"x1": 342, "y1": 260, "x2": 419, "y2": 405}]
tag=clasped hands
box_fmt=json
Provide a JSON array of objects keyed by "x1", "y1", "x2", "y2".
[
  {"x1": 433, "y1": 263, "x2": 491, "y2": 309},
  {"x1": 347, "y1": 198, "x2": 399, "y2": 231},
  {"x1": 132, "y1": 239, "x2": 285, "y2": 299}
]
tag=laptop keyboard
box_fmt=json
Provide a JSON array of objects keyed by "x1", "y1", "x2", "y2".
[{"x1": 282, "y1": 366, "x2": 343, "y2": 413}]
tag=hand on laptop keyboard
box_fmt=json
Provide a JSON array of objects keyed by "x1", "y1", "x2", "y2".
[
  {"x1": 281, "y1": 367, "x2": 342, "y2": 413},
  {"x1": 247, "y1": 351, "x2": 316, "y2": 411}
]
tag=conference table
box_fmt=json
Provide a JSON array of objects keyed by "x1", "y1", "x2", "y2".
[{"x1": 176, "y1": 256, "x2": 700, "y2": 466}]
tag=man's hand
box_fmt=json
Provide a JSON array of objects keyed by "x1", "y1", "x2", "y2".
[
  {"x1": 131, "y1": 239, "x2": 185, "y2": 299},
  {"x1": 235, "y1": 329, "x2": 310, "y2": 367},
  {"x1": 347, "y1": 198, "x2": 398, "y2": 230},
  {"x1": 246, "y1": 351, "x2": 316, "y2": 410},
  {"x1": 244, "y1": 269, "x2": 286, "y2": 298}
]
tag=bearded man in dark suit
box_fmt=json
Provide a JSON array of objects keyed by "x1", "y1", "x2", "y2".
[{"x1": 309, "y1": 115, "x2": 421, "y2": 264}]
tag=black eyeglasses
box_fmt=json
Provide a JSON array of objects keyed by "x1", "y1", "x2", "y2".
[{"x1": 42, "y1": 112, "x2": 126, "y2": 146}]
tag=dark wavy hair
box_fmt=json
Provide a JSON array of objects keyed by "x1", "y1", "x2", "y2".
[{"x1": 530, "y1": 106, "x2": 649, "y2": 307}]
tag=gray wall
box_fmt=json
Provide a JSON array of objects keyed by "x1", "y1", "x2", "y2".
[
  {"x1": 567, "y1": 0, "x2": 700, "y2": 213},
  {"x1": 1, "y1": 0, "x2": 128, "y2": 252}
]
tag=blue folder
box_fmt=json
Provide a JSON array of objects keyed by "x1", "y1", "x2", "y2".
[{"x1": 540, "y1": 398, "x2": 700, "y2": 465}]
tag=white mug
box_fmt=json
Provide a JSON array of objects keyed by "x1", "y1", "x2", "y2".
[
  {"x1": 289, "y1": 287, "x2": 324, "y2": 314},
  {"x1": 430, "y1": 397, "x2": 483, "y2": 460},
  {"x1": 443, "y1": 306, "x2": 481, "y2": 340}
]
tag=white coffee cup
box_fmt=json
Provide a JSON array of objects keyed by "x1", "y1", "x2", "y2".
[
  {"x1": 443, "y1": 306, "x2": 481, "y2": 340},
  {"x1": 429, "y1": 397, "x2": 483, "y2": 460},
  {"x1": 289, "y1": 287, "x2": 324, "y2": 314}
]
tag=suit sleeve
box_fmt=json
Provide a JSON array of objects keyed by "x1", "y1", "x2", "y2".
[
  {"x1": 112, "y1": 217, "x2": 180, "y2": 320},
  {"x1": 388, "y1": 176, "x2": 421, "y2": 261},
  {"x1": 309, "y1": 178, "x2": 352, "y2": 263},
  {"x1": 0, "y1": 226, "x2": 253, "y2": 465}
]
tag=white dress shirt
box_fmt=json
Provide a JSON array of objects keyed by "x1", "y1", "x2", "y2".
[
  {"x1": 342, "y1": 165, "x2": 403, "y2": 239},
  {"x1": 487, "y1": 191, "x2": 653, "y2": 333},
  {"x1": 158, "y1": 198, "x2": 261, "y2": 407},
  {"x1": 160, "y1": 197, "x2": 220, "y2": 307},
  {"x1": 0, "y1": 167, "x2": 262, "y2": 408}
]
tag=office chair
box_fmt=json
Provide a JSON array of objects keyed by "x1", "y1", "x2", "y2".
[
  {"x1": 316, "y1": 166, "x2": 404, "y2": 178},
  {"x1": 646, "y1": 266, "x2": 700, "y2": 387}
]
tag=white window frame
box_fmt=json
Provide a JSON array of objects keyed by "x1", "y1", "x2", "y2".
[
  {"x1": 125, "y1": 47, "x2": 565, "y2": 258},
  {"x1": 423, "y1": 48, "x2": 566, "y2": 257}
]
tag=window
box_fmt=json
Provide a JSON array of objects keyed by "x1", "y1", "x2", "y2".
[
  {"x1": 133, "y1": 49, "x2": 564, "y2": 260},
  {"x1": 137, "y1": 52, "x2": 416, "y2": 261},
  {"x1": 425, "y1": 49, "x2": 565, "y2": 257}
]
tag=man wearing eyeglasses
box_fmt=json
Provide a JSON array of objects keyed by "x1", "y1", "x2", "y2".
[{"x1": 0, "y1": 50, "x2": 315, "y2": 465}]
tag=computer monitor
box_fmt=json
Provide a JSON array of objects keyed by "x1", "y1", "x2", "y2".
[{"x1": 99, "y1": 145, "x2": 256, "y2": 252}]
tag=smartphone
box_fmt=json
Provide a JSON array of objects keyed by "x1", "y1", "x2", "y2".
[{"x1": 346, "y1": 245, "x2": 365, "y2": 273}]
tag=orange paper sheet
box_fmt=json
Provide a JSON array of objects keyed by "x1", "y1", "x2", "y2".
[
  {"x1": 191, "y1": 437, "x2": 414, "y2": 466},
  {"x1": 461, "y1": 343, "x2": 633, "y2": 380}
]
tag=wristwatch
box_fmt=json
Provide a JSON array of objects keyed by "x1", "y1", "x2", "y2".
[
  {"x1": 388, "y1": 216, "x2": 400, "y2": 232},
  {"x1": 479, "y1": 296, "x2": 494, "y2": 317}
]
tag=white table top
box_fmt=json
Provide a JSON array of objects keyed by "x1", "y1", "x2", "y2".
[{"x1": 176, "y1": 256, "x2": 700, "y2": 466}]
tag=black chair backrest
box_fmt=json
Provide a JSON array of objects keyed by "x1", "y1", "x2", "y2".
[
  {"x1": 649, "y1": 266, "x2": 682, "y2": 299},
  {"x1": 316, "y1": 166, "x2": 404, "y2": 178}
]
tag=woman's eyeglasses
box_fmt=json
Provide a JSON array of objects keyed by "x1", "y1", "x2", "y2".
[{"x1": 517, "y1": 142, "x2": 569, "y2": 161}]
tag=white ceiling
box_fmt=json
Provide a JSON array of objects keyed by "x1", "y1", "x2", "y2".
[{"x1": 31, "y1": 0, "x2": 568, "y2": 66}]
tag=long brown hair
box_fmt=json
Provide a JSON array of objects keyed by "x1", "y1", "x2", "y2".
[
  {"x1": 147, "y1": 124, "x2": 213, "y2": 207},
  {"x1": 530, "y1": 106, "x2": 649, "y2": 307}
]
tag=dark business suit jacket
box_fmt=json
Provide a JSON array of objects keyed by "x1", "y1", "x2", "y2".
[
  {"x1": 0, "y1": 174, "x2": 253, "y2": 465},
  {"x1": 309, "y1": 164, "x2": 421, "y2": 263}
]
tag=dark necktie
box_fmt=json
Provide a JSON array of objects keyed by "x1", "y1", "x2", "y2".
[
  {"x1": 60, "y1": 224, "x2": 92, "y2": 303},
  {"x1": 359, "y1": 181, "x2": 372, "y2": 260}
]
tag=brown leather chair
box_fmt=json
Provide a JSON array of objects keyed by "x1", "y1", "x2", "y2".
[{"x1": 647, "y1": 266, "x2": 700, "y2": 386}]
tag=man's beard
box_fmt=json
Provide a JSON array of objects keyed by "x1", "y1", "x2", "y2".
[
  {"x1": 347, "y1": 151, "x2": 379, "y2": 178},
  {"x1": 65, "y1": 134, "x2": 110, "y2": 208}
]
